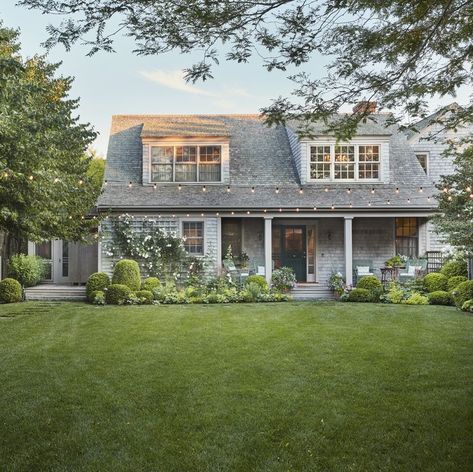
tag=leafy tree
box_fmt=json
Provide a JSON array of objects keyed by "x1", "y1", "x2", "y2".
[
  {"x1": 86, "y1": 149, "x2": 106, "y2": 193},
  {"x1": 19, "y1": 0, "x2": 473, "y2": 137},
  {"x1": 0, "y1": 25, "x2": 99, "y2": 260},
  {"x1": 433, "y1": 146, "x2": 473, "y2": 251}
]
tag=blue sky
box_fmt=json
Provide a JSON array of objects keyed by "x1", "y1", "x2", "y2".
[{"x1": 2, "y1": 1, "x2": 470, "y2": 156}]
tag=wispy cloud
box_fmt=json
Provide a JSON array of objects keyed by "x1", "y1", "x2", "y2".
[{"x1": 139, "y1": 69, "x2": 216, "y2": 97}]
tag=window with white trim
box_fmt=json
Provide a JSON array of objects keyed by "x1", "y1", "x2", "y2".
[
  {"x1": 309, "y1": 144, "x2": 380, "y2": 181},
  {"x1": 182, "y1": 221, "x2": 204, "y2": 255},
  {"x1": 415, "y1": 153, "x2": 428, "y2": 174},
  {"x1": 150, "y1": 145, "x2": 221, "y2": 182}
]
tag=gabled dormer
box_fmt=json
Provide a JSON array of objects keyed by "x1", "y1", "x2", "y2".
[{"x1": 140, "y1": 116, "x2": 231, "y2": 185}]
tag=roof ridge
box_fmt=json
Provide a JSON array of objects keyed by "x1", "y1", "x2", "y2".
[{"x1": 112, "y1": 113, "x2": 263, "y2": 118}]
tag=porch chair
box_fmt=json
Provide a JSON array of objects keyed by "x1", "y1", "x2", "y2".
[
  {"x1": 223, "y1": 259, "x2": 250, "y2": 284},
  {"x1": 353, "y1": 259, "x2": 374, "y2": 285},
  {"x1": 399, "y1": 259, "x2": 427, "y2": 282}
]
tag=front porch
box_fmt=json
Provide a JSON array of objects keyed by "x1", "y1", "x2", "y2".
[{"x1": 220, "y1": 215, "x2": 429, "y2": 288}]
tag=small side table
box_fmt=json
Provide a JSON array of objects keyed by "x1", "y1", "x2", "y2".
[{"x1": 380, "y1": 267, "x2": 397, "y2": 288}]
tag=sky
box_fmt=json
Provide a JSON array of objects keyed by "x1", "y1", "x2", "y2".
[{"x1": 1, "y1": 1, "x2": 470, "y2": 157}]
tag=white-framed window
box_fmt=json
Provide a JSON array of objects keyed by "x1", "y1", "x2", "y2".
[
  {"x1": 415, "y1": 152, "x2": 428, "y2": 174},
  {"x1": 150, "y1": 145, "x2": 221, "y2": 183},
  {"x1": 309, "y1": 144, "x2": 380, "y2": 181},
  {"x1": 182, "y1": 221, "x2": 204, "y2": 255}
]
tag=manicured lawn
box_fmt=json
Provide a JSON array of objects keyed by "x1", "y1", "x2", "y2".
[{"x1": 0, "y1": 302, "x2": 472, "y2": 471}]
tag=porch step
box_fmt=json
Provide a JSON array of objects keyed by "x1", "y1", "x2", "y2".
[
  {"x1": 25, "y1": 285, "x2": 86, "y2": 301},
  {"x1": 290, "y1": 284, "x2": 334, "y2": 300}
]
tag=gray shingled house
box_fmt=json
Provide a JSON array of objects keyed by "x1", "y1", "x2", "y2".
[{"x1": 27, "y1": 103, "x2": 466, "y2": 297}]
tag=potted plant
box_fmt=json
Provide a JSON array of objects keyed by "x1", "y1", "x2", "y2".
[
  {"x1": 328, "y1": 271, "x2": 346, "y2": 299},
  {"x1": 237, "y1": 251, "x2": 250, "y2": 269},
  {"x1": 385, "y1": 255, "x2": 406, "y2": 268}
]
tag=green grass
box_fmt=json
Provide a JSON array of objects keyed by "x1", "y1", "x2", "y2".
[{"x1": 0, "y1": 302, "x2": 472, "y2": 472}]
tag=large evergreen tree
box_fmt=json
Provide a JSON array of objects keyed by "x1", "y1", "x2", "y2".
[
  {"x1": 19, "y1": 0, "x2": 473, "y2": 137},
  {"x1": 0, "y1": 25, "x2": 99, "y2": 258}
]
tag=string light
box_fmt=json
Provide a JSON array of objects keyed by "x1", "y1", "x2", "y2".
[
  {"x1": 395, "y1": 187, "x2": 400, "y2": 194},
  {"x1": 279, "y1": 208, "x2": 282, "y2": 212},
  {"x1": 227, "y1": 186, "x2": 231, "y2": 192},
  {"x1": 28, "y1": 175, "x2": 33, "y2": 181},
  {"x1": 104, "y1": 180, "x2": 108, "y2": 186},
  {"x1": 371, "y1": 187, "x2": 375, "y2": 194},
  {"x1": 419, "y1": 187, "x2": 423, "y2": 193},
  {"x1": 443, "y1": 187, "x2": 448, "y2": 193},
  {"x1": 247, "y1": 211, "x2": 251, "y2": 215},
  {"x1": 231, "y1": 211, "x2": 235, "y2": 215},
  {"x1": 324, "y1": 187, "x2": 329, "y2": 192},
  {"x1": 54, "y1": 177, "x2": 59, "y2": 183},
  {"x1": 78, "y1": 179, "x2": 83, "y2": 185},
  {"x1": 368, "y1": 201, "x2": 372, "y2": 207},
  {"x1": 296, "y1": 208, "x2": 299, "y2": 212},
  {"x1": 299, "y1": 187, "x2": 304, "y2": 194},
  {"x1": 128, "y1": 181, "x2": 132, "y2": 188},
  {"x1": 331, "y1": 204, "x2": 335, "y2": 210},
  {"x1": 201, "y1": 213, "x2": 204, "y2": 216},
  {"x1": 275, "y1": 187, "x2": 279, "y2": 194},
  {"x1": 153, "y1": 183, "x2": 157, "y2": 190},
  {"x1": 263, "y1": 209, "x2": 267, "y2": 213},
  {"x1": 313, "y1": 206, "x2": 317, "y2": 211},
  {"x1": 349, "y1": 202, "x2": 353, "y2": 208},
  {"x1": 251, "y1": 187, "x2": 255, "y2": 193},
  {"x1": 407, "y1": 198, "x2": 411, "y2": 203},
  {"x1": 216, "y1": 212, "x2": 220, "y2": 216},
  {"x1": 387, "y1": 199, "x2": 391, "y2": 205},
  {"x1": 347, "y1": 188, "x2": 351, "y2": 194},
  {"x1": 448, "y1": 195, "x2": 453, "y2": 201},
  {"x1": 467, "y1": 186, "x2": 472, "y2": 192},
  {"x1": 178, "y1": 184, "x2": 182, "y2": 191}
]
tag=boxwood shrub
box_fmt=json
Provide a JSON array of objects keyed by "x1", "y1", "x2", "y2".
[
  {"x1": 461, "y1": 300, "x2": 473, "y2": 313},
  {"x1": 245, "y1": 275, "x2": 269, "y2": 292},
  {"x1": 86, "y1": 272, "x2": 110, "y2": 301},
  {"x1": 112, "y1": 259, "x2": 141, "y2": 291},
  {"x1": 427, "y1": 290, "x2": 452, "y2": 306},
  {"x1": 7, "y1": 254, "x2": 44, "y2": 287},
  {"x1": 423, "y1": 272, "x2": 448, "y2": 292},
  {"x1": 0, "y1": 278, "x2": 22, "y2": 303},
  {"x1": 453, "y1": 280, "x2": 473, "y2": 309},
  {"x1": 447, "y1": 276, "x2": 468, "y2": 292},
  {"x1": 136, "y1": 289, "x2": 153, "y2": 304},
  {"x1": 348, "y1": 288, "x2": 372, "y2": 302},
  {"x1": 105, "y1": 284, "x2": 132, "y2": 305},
  {"x1": 356, "y1": 275, "x2": 383, "y2": 301},
  {"x1": 440, "y1": 260, "x2": 468, "y2": 278},
  {"x1": 141, "y1": 277, "x2": 160, "y2": 292}
]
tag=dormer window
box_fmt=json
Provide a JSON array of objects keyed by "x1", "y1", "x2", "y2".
[
  {"x1": 309, "y1": 144, "x2": 380, "y2": 181},
  {"x1": 150, "y1": 145, "x2": 221, "y2": 182}
]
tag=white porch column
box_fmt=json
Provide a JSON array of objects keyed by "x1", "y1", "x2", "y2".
[
  {"x1": 264, "y1": 217, "x2": 273, "y2": 283},
  {"x1": 344, "y1": 217, "x2": 353, "y2": 287}
]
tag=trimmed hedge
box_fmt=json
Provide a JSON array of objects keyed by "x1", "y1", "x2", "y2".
[
  {"x1": 440, "y1": 260, "x2": 468, "y2": 278},
  {"x1": 112, "y1": 259, "x2": 141, "y2": 291},
  {"x1": 462, "y1": 300, "x2": 473, "y2": 313},
  {"x1": 427, "y1": 290, "x2": 452, "y2": 306},
  {"x1": 348, "y1": 288, "x2": 372, "y2": 302},
  {"x1": 447, "y1": 276, "x2": 468, "y2": 292},
  {"x1": 245, "y1": 275, "x2": 269, "y2": 292},
  {"x1": 136, "y1": 290, "x2": 153, "y2": 304},
  {"x1": 423, "y1": 272, "x2": 448, "y2": 292},
  {"x1": 7, "y1": 254, "x2": 44, "y2": 287},
  {"x1": 357, "y1": 275, "x2": 382, "y2": 291},
  {"x1": 86, "y1": 272, "x2": 110, "y2": 301},
  {"x1": 453, "y1": 280, "x2": 473, "y2": 309},
  {"x1": 141, "y1": 277, "x2": 160, "y2": 292},
  {"x1": 0, "y1": 278, "x2": 22, "y2": 303},
  {"x1": 105, "y1": 284, "x2": 132, "y2": 305}
]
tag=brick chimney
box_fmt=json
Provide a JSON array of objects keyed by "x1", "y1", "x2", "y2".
[{"x1": 353, "y1": 101, "x2": 377, "y2": 114}]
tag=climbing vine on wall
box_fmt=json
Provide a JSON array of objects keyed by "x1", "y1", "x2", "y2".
[{"x1": 102, "y1": 214, "x2": 211, "y2": 282}]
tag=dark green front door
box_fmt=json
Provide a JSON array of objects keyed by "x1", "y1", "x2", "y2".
[{"x1": 281, "y1": 226, "x2": 306, "y2": 282}]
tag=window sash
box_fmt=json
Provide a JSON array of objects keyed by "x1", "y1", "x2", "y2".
[
  {"x1": 150, "y1": 145, "x2": 221, "y2": 183},
  {"x1": 309, "y1": 144, "x2": 380, "y2": 181},
  {"x1": 183, "y1": 221, "x2": 204, "y2": 255},
  {"x1": 395, "y1": 218, "x2": 419, "y2": 258}
]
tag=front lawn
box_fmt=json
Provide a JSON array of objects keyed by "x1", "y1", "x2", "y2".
[{"x1": 0, "y1": 302, "x2": 472, "y2": 471}]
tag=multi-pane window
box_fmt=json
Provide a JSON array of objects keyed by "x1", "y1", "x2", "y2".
[
  {"x1": 416, "y1": 153, "x2": 428, "y2": 174},
  {"x1": 310, "y1": 146, "x2": 331, "y2": 179},
  {"x1": 395, "y1": 217, "x2": 418, "y2": 258},
  {"x1": 309, "y1": 144, "x2": 380, "y2": 181},
  {"x1": 334, "y1": 145, "x2": 355, "y2": 179},
  {"x1": 359, "y1": 145, "x2": 380, "y2": 179},
  {"x1": 150, "y1": 145, "x2": 221, "y2": 182},
  {"x1": 183, "y1": 221, "x2": 204, "y2": 255}
]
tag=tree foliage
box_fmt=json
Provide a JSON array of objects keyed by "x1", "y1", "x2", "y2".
[
  {"x1": 0, "y1": 25, "x2": 99, "y2": 250},
  {"x1": 19, "y1": 0, "x2": 473, "y2": 137},
  {"x1": 433, "y1": 146, "x2": 473, "y2": 251}
]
